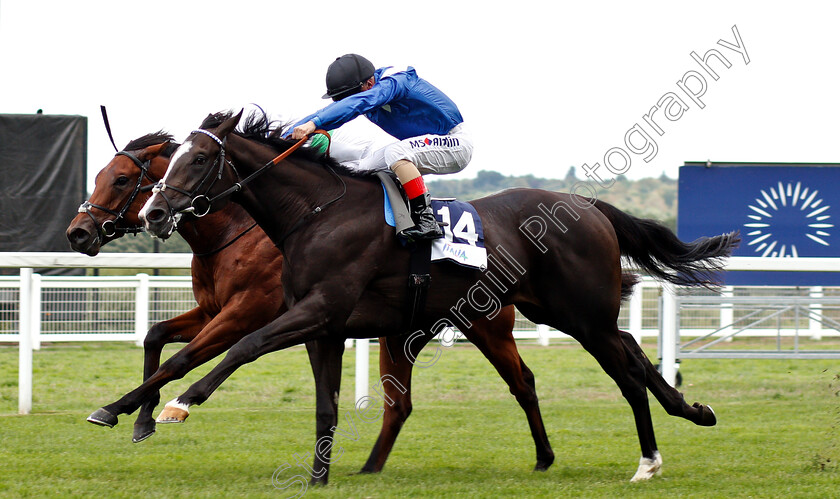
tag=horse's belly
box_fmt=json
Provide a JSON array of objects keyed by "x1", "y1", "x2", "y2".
[{"x1": 343, "y1": 291, "x2": 405, "y2": 337}]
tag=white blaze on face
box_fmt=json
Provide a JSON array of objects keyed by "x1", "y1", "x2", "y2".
[{"x1": 139, "y1": 140, "x2": 193, "y2": 222}]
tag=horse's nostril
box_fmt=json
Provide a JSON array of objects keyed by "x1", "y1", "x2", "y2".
[
  {"x1": 68, "y1": 228, "x2": 91, "y2": 246},
  {"x1": 146, "y1": 208, "x2": 166, "y2": 223}
]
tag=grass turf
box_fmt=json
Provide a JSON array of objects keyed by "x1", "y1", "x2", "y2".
[{"x1": 0, "y1": 339, "x2": 838, "y2": 498}]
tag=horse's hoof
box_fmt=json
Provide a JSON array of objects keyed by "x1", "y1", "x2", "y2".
[
  {"x1": 694, "y1": 402, "x2": 717, "y2": 426},
  {"x1": 87, "y1": 408, "x2": 118, "y2": 428},
  {"x1": 132, "y1": 422, "x2": 156, "y2": 443},
  {"x1": 534, "y1": 455, "x2": 554, "y2": 471},
  {"x1": 630, "y1": 451, "x2": 662, "y2": 482},
  {"x1": 309, "y1": 476, "x2": 328, "y2": 487},
  {"x1": 156, "y1": 400, "x2": 190, "y2": 424}
]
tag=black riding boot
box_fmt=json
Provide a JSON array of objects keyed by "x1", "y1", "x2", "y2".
[{"x1": 400, "y1": 192, "x2": 444, "y2": 241}]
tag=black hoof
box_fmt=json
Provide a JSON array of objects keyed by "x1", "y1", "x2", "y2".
[
  {"x1": 87, "y1": 408, "x2": 118, "y2": 428},
  {"x1": 309, "y1": 476, "x2": 328, "y2": 487},
  {"x1": 356, "y1": 467, "x2": 378, "y2": 475},
  {"x1": 694, "y1": 402, "x2": 717, "y2": 426},
  {"x1": 534, "y1": 455, "x2": 554, "y2": 471},
  {"x1": 132, "y1": 422, "x2": 156, "y2": 443}
]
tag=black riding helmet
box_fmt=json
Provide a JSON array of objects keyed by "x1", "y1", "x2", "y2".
[{"x1": 322, "y1": 54, "x2": 376, "y2": 101}]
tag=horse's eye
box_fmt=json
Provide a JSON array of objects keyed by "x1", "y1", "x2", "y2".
[
  {"x1": 115, "y1": 175, "x2": 130, "y2": 186},
  {"x1": 194, "y1": 155, "x2": 207, "y2": 166}
]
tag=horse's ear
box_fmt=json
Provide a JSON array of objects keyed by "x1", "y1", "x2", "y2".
[
  {"x1": 215, "y1": 109, "x2": 244, "y2": 139},
  {"x1": 139, "y1": 141, "x2": 170, "y2": 160}
]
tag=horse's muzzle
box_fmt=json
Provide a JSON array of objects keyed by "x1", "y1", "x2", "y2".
[
  {"x1": 66, "y1": 225, "x2": 101, "y2": 256},
  {"x1": 141, "y1": 207, "x2": 178, "y2": 240}
]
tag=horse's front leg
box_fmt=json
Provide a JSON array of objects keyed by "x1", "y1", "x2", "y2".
[
  {"x1": 86, "y1": 307, "x2": 208, "y2": 432},
  {"x1": 156, "y1": 294, "x2": 338, "y2": 422},
  {"x1": 89, "y1": 305, "x2": 257, "y2": 435},
  {"x1": 304, "y1": 338, "x2": 345, "y2": 486},
  {"x1": 132, "y1": 308, "x2": 209, "y2": 442}
]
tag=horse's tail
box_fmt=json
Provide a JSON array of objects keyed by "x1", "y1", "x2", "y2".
[{"x1": 593, "y1": 200, "x2": 740, "y2": 287}]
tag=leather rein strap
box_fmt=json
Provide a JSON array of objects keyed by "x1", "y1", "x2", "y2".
[{"x1": 207, "y1": 129, "x2": 332, "y2": 204}]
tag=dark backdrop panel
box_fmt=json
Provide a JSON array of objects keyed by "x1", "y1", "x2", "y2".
[
  {"x1": 0, "y1": 114, "x2": 87, "y2": 275},
  {"x1": 679, "y1": 163, "x2": 840, "y2": 285}
]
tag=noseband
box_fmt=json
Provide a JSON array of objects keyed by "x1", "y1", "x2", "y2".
[{"x1": 77, "y1": 151, "x2": 158, "y2": 240}]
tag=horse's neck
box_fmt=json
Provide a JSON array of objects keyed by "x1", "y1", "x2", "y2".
[
  {"x1": 227, "y1": 137, "x2": 333, "y2": 237},
  {"x1": 229, "y1": 139, "x2": 377, "y2": 249}
]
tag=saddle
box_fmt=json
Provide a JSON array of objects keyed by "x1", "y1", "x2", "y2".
[{"x1": 375, "y1": 172, "x2": 487, "y2": 363}]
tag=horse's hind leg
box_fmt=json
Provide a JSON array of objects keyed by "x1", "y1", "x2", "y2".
[
  {"x1": 460, "y1": 307, "x2": 554, "y2": 471},
  {"x1": 578, "y1": 325, "x2": 661, "y2": 482},
  {"x1": 359, "y1": 334, "x2": 429, "y2": 473},
  {"x1": 619, "y1": 330, "x2": 716, "y2": 426}
]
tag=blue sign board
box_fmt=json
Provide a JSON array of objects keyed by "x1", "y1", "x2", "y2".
[{"x1": 678, "y1": 163, "x2": 839, "y2": 285}]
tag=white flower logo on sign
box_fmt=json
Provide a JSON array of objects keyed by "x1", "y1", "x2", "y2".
[{"x1": 744, "y1": 181, "x2": 833, "y2": 257}]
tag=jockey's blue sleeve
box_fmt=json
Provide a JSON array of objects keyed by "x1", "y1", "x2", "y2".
[{"x1": 293, "y1": 67, "x2": 463, "y2": 141}]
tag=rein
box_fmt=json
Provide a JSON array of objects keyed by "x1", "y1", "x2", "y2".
[
  {"x1": 206, "y1": 129, "x2": 333, "y2": 205},
  {"x1": 91, "y1": 108, "x2": 260, "y2": 257},
  {"x1": 193, "y1": 221, "x2": 259, "y2": 258},
  {"x1": 154, "y1": 128, "x2": 345, "y2": 245}
]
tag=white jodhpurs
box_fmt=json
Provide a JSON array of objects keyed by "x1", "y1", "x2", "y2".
[{"x1": 357, "y1": 124, "x2": 473, "y2": 174}]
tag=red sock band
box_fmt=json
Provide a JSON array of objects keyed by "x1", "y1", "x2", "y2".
[{"x1": 403, "y1": 176, "x2": 427, "y2": 199}]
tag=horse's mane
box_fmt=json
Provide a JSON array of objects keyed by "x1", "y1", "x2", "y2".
[
  {"x1": 199, "y1": 110, "x2": 377, "y2": 179},
  {"x1": 123, "y1": 131, "x2": 179, "y2": 158}
]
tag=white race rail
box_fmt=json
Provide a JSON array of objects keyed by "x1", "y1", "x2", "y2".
[
  {"x1": 4, "y1": 253, "x2": 839, "y2": 412},
  {"x1": 0, "y1": 252, "x2": 375, "y2": 415},
  {"x1": 658, "y1": 256, "x2": 840, "y2": 386}
]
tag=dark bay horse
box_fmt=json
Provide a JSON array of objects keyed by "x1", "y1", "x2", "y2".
[
  {"x1": 139, "y1": 110, "x2": 737, "y2": 482},
  {"x1": 66, "y1": 130, "x2": 553, "y2": 474}
]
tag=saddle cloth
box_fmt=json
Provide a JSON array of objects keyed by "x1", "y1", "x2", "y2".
[{"x1": 382, "y1": 185, "x2": 487, "y2": 269}]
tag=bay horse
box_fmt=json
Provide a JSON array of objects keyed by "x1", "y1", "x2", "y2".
[
  {"x1": 66, "y1": 128, "x2": 552, "y2": 474},
  {"x1": 139, "y1": 110, "x2": 737, "y2": 482}
]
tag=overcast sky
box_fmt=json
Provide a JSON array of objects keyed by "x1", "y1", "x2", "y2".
[{"x1": 1, "y1": 1, "x2": 838, "y2": 193}]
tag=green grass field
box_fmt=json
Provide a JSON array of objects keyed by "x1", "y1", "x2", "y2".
[{"x1": 1, "y1": 340, "x2": 838, "y2": 498}]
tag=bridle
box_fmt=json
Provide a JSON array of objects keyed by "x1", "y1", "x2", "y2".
[
  {"x1": 150, "y1": 129, "x2": 237, "y2": 220},
  {"x1": 77, "y1": 150, "x2": 159, "y2": 241},
  {"x1": 151, "y1": 128, "x2": 342, "y2": 244}
]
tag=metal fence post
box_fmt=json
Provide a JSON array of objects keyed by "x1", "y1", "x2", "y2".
[
  {"x1": 719, "y1": 285, "x2": 734, "y2": 342},
  {"x1": 31, "y1": 273, "x2": 42, "y2": 351},
  {"x1": 135, "y1": 273, "x2": 150, "y2": 347},
  {"x1": 355, "y1": 338, "x2": 369, "y2": 403},
  {"x1": 659, "y1": 282, "x2": 678, "y2": 387},
  {"x1": 628, "y1": 283, "x2": 643, "y2": 344},
  {"x1": 537, "y1": 323, "x2": 550, "y2": 346},
  {"x1": 809, "y1": 286, "x2": 823, "y2": 341},
  {"x1": 19, "y1": 268, "x2": 33, "y2": 415}
]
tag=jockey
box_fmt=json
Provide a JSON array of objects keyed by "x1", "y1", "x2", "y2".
[{"x1": 291, "y1": 54, "x2": 473, "y2": 241}]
